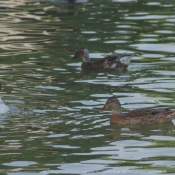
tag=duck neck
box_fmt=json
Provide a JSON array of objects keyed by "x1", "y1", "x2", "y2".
[
  {"x1": 110, "y1": 111, "x2": 121, "y2": 123},
  {"x1": 112, "y1": 108, "x2": 122, "y2": 116},
  {"x1": 82, "y1": 49, "x2": 90, "y2": 62}
]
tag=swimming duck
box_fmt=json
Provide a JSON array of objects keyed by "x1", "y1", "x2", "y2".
[
  {"x1": 0, "y1": 82, "x2": 9, "y2": 114},
  {"x1": 72, "y1": 48, "x2": 133, "y2": 70},
  {"x1": 99, "y1": 96, "x2": 175, "y2": 125}
]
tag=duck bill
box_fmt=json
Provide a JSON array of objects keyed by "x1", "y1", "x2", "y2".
[
  {"x1": 72, "y1": 56, "x2": 76, "y2": 59},
  {"x1": 99, "y1": 105, "x2": 109, "y2": 113}
]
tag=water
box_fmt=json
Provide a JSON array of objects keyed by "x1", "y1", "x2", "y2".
[{"x1": 0, "y1": 0, "x2": 175, "y2": 174}]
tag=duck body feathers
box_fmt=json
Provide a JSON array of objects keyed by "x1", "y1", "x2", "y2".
[
  {"x1": 0, "y1": 82, "x2": 9, "y2": 114},
  {"x1": 0, "y1": 97, "x2": 9, "y2": 114},
  {"x1": 110, "y1": 108, "x2": 175, "y2": 125},
  {"x1": 82, "y1": 55, "x2": 131, "y2": 70}
]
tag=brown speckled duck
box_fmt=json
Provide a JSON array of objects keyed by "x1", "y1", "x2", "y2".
[
  {"x1": 99, "y1": 96, "x2": 175, "y2": 125},
  {"x1": 72, "y1": 48, "x2": 133, "y2": 70}
]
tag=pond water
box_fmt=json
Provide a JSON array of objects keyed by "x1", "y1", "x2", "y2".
[{"x1": 0, "y1": 0, "x2": 175, "y2": 174}]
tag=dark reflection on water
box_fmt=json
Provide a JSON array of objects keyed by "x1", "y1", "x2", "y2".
[{"x1": 0, "y1": 0, "x2": 175, "y2": 174}]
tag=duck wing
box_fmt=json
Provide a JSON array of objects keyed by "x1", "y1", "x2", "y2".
[{"x1": 91, "y1": 53, "x2": 133, "y2": 70}]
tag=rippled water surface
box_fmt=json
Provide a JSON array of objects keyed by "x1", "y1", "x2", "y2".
[{"x1": 1, "y1": 0, "x2": 175, "y2": 174}]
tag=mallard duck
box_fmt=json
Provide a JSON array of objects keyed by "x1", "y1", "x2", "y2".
[
  {"x1": 0, "y1": 82, "x2": 9, "y2": 114},
  {"x1": 72, "y1": 48, "x2": 133, "y2": 70},
  {"x1": 99, "y1": 96, "x2": 175, "y2": 124}
]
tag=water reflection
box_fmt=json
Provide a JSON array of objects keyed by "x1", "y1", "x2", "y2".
[
  {"x1": 131, "y1": 43, "x2": 175, "y2": 53},
  {"x1": 0, "y1": 0, "x2": 175, "y2": 174}
]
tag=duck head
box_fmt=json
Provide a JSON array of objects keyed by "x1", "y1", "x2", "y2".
[
  {"x1": 72, "y1": 48, "x2": 90, "y2": 62},
  {"x1": 99, "y1": 96, "x2": 122, "y2": 115}
]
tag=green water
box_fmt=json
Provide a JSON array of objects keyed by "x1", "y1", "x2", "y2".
[{"x1": 0, "y1": 0, "x2": 175, "y2": 174}]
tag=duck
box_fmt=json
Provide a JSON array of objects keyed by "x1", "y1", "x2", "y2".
[
  {"x1": 99, "y1": 96, "x2": 175, "y2": 125},
  {"x1": 72, "y1": 48, "x2": 133, "y2": 70},
  {"x1": 0, "y1": 82, "x2": 9, "y2": 114}
]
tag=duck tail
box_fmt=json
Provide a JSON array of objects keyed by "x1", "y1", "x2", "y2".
[
  {"x1": 120, "y1": 54, "x2": 134, "y2": 66},
  {"x1": 167, "y1": 111, "x2": 175, "y2": 121},
  {"x1": 171, "y1": 111, "x2": 175, "y2": 117}
]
